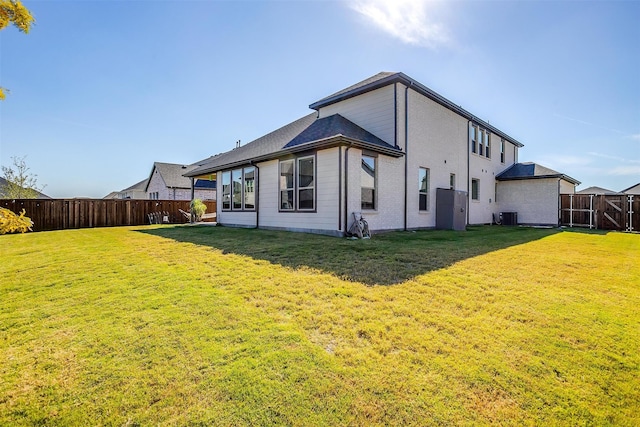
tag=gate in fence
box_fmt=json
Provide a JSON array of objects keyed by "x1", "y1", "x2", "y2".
[{"x1": 559, "y1": 194, "x2": 638, "y2": 232}]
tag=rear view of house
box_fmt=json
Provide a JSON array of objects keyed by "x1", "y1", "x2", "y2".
[{"x1": 186, "y1": 72, "x2": 578, "y2": 235}]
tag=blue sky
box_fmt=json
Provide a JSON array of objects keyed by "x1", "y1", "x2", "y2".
[{"x1": 1, "y1": 0, "x2": 638, "y2": 198}]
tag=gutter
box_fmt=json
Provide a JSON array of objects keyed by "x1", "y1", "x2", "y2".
[
  {"x1": 251, "y1": 161, "x2": 260, "y2": 229},
  {"x1": 404, "y1": 82, "x2": 413, "y2": 231},
  {"x1": 187, "y1": 135, "x2": 405, "y2": 178}
]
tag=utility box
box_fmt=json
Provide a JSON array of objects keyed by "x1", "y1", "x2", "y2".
[
  {"x1": 501, "y1": 211, "x2": 518, "y2": 226},
  {"x1": 436, "y1": 188, "x2": 467, "y2": 231}
]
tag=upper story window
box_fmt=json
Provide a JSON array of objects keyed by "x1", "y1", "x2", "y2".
[
  {"x1": 500, "y1": 139, "x2": 505, "y2": 163},
  {"x1": 279, "y1": 155, "x2": 315, "y2": 212},
  {"x1": 361, "y1": 155, "x2": 377, "y2": 210},
  {"x1": 469, "y1": 124, "x2": 477, "y2": 154},
  {"x1": 470, "y1": 123, "x2": 492, "y2": 159},
  {"x1": 222, "y1": 167, "x2": 256, "y2": 211},
  {"x1": 450, "y1": 173, "x2": 456, "y2": 190}
]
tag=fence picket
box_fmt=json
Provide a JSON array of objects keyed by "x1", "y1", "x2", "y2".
[{"x1": 1, "y1": 199, "x2": 216, "y2": 232}]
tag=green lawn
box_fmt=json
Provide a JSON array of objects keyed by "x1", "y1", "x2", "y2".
[{"x1": 1, "y1": 225, "x2": 638, "y2": 425}]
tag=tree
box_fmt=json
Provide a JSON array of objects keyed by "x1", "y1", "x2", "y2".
[
  {"x1": 1, "y1": 155, "x2": 45, "y2": 199},
  {"x1": 0, "y1": 0, "x2": 34, "y2": 100}
]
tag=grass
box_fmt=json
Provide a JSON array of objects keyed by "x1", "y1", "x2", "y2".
[{"x1": 1, "y1": 225, "x2": 638, "y2": 425}]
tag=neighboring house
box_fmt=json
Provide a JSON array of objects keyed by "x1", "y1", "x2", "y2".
[
  {"x1": 146, "y1": 162, "x2": 216, "y2": 200},
  {"x1": 103, "y1": 191, "x2": 119, "y2": 200},
  {"x1": 496, "y1": 163, "x2": 580, "y2": 226},
  {"x1": 621, "y1": 183, "x2": 640, "y2": 195},
  {"x1": 0, "y1": 177, "x2": 51, "y2": 199},
  {"x1": 115, "y1": 178, "x2": 149, "y2": 199},
  {"x1": 186, "y1": 71, "x2": 578, "y2": 236},
  {"x1": 575, "y1": 186, "x2": 620, "y2": 195}
]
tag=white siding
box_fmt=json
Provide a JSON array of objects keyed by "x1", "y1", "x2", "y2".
[
  {"x1": 496, "y1": 178, "x2": 560, "y2": 226},
  {"x1": 344, "y1": 148, "x2": 405, "y2": 232},
  {"x1": 403, "y1": 88, "x2": 468, "y2": 228},
  {"x1": 217, "y1": 149, "x2": 341, "y2": 233},
  {"x1": 560, "y1": 179, "x2": 576, "y2": 194},
  {"x1": 318, "y1": 85, "x2": 396, "y2": 145}
]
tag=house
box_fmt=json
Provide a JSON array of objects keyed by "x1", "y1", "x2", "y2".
[
  {"x1": 186, "y1": 71, "x2": 578, "y2": 235},
  {"x1": 621, "y1": 183, "x2": 640, "y2": 195},
  {"x1": 575, "y1": 186, "x2": 620, "y2": 195},
  {"x1": 0, "y1": 177, "x2": 51, "y2": 199},
  {"x1": 112, "y1": 178, "x2": 149, "y2": 199},
  {"x1": 496, "y1": 163, "x2": 580, "y2": 226},
  {"x1": 146, "y1": 162, "x2": 216, "y2": 201}
]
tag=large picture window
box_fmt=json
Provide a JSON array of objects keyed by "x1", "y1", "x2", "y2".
[
  {"x1": 279, "y1": 155, "x2": 315, "y2": 212},
  {"x1": 361, "y1": 155, "x2": 376, "y2": 210},
  {"x1": 469, "y1": 124, "x2": 477, "y2": 154},
  {"x1": 419, "y1": 167, "x2": 429, "y2": 211},
  {"x1": 222, "y1": 167, "x2": 256, "y2": 211}
]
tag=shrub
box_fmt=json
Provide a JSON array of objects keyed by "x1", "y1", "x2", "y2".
[
  {"x1": 190, "y1": 199, "x2": 207, "y2": 221},
  {"x1": 0, "y1": 207, "x2": 33, "y2": 234}
]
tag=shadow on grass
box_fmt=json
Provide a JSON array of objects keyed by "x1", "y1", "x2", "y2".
[{"x1": 138, "y1": 225, "x2": 560, "y2": 285}]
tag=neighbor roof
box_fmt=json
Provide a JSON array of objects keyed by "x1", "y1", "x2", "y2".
[
  {"x1": 309, "y1": 71, "x2": 524, "y2": 148},
  {"x1": 146, "y1": 162, "x2": 198, "y2": 191},
  {"x1": 496, "y1": 162, "x2": 581, "y2": 185},
  {"x1": 122, "y1": 178, "x2": 148, "y2": 192},
  {"x1": 575, "y1": 186, "x2": 620, "y2": 195},
  {"x1": 186, "y1": 113, "x2": 402, "y2": 177},
  {"x1": 0, "y1": 176, "x2": 51, "y2": 199}
]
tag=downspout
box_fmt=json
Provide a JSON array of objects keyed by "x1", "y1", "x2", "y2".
[
  {"x1": 251, "y1": 161, "x2": 260, "y2": 229},
  {"x1": 190, "y1": 178, "x2": 195, "y2": 224},
  {"x1": 467, "y1": 119, "x2": 472, "y2": 225},
  {"x1": 557, "y1": 178, "x2": 561, "y2": 227},
  {"x1": 404, "y1": 82, "x2": 413, "y2": 231},
  {"x1": 338, "y1": 147, "x2": 342, "y2": 232},
  {"x1": 344, "y1": 143, "x2": 352, "y2": 235}
]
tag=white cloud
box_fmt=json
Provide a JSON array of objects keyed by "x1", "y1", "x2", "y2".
[
  {"x1": 350, "y1": 0, "x2": 450, "y2": 49},
  {"x1": 587, "y1": 152, "x2": 640, "y2": 164},
  {"x1": 608, "y1": 165, "x2": 640, "y2": 176},
  {"x1": 631, "y1": 133, "x2": 640, "y2": 141}
]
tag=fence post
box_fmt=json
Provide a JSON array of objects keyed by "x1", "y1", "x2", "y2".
[
  {"x1": 629, "y1": 195, "x2": 634, "y2": 232},
  {"x1": 589, "y1": 194, "x2": 593, "y2": 230},
  {"x1": 569, "y1": 194, "x2": 573, "y2": 228}
]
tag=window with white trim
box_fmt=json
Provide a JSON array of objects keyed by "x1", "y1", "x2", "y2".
[
  {"x1": 500, "y1": 139, "x2": 505, "y2": 163},
  {"x1": 419, "y1": 167, "x2": 429, "y2": 211},
  {"x1": 361, "y1": 155, "x2": 376, "y2": 210},
  {"x1": 485, "y1": 131, "x2": 491, "y2": 158},
  {"x1": 244, "y1": 167, "x2": 255, "y2": 210},
  {"x1": 450, "y1": 173, "x2": 456, "y2": 190},
  {"x1": 279, "y1": 155, "x2": 315, "y2": 211},
  {"x1": 221, "y1": 171, "x2": 231, "y2": 210},
  {"x1": 479, "y1": 129, "x2": 485, "y2": 156}
]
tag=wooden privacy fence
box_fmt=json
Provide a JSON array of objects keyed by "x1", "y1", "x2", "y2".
[
  {"x1": 1, "y1": 199, "x2": 217, "y2": 232},
  {"x1": 559, "y1": 194, "x2": 638, "y2": 232}
]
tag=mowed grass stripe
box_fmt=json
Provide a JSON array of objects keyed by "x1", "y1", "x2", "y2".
[{"x1": 1, "y1": 226, "x2": 638, "y2": 425}]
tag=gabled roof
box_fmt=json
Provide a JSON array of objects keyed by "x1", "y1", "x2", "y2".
[
  {"x1": 309, "y1": 71, "x2": 524, "y2": 148},
  {"x1": 146, "y1": 162, "x2": 198, "y2": 191},
  {"x1": 186, "y1": 113, "x2": 402, "y2": 177},
  {"x1": 621, "y1": 182, "x2": 640, "y2": 194},
  {"x1": 496, "y1": 162, "x2": 581, "y2": 185},
  {"x1": 576, "y1": 186, "x2": 620, "y2": 195}
]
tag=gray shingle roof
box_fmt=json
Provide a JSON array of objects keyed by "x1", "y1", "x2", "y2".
[
  {"x1": 496, "y1": 162, "x2": 581, "y2": 185},
  {"x1": 122, "y1": 178, "x2": 148, "y2": 192},
  {"x1": 575, "y1": 186, "x2": 620, "y2": 195},
  {"x1": 309, "y1": 71, "x2": 524, "y2": 148},
  {"x1": 186, "y1": 113, "x2": 402, "y2": 177},
  {"x1": 152, "y1": 162, "x2": 199, "y2": 189},
  {"x1": 284, "y1": 114, "x2": 396, "y2": 150}
]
